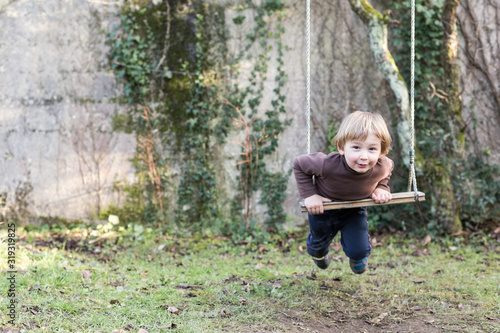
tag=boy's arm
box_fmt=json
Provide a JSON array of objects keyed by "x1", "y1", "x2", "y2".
[
  {"x1": 293, "y1": 153, "x2": 332, "y2": 214},
  {"x1": 292, "y1": 153, "x2": 325, "y2": 199},
  {"x1": 372, "y1": 157, "x2": 394, "y2": 203}
]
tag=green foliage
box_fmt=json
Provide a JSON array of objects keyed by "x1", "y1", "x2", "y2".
[
  {"x1": 108, "y1": 6, "x2": 157, "y2": 103},
  {"x1": 106, "y1": 1, "x2": 291, "y2": 235},
  {"x1": 326, "y1": 121, "x2": 338, "y2": 152},
  {"x1": 227, "y1": 4, "x2": 291, "y2": 231},
  {"x1": 383, "y1": 0, "x2": 448, "y2": 233},
  {"x1": 175, "y1": 13, "x2": 223, "y2": 227},
  {"x1": 452, "y1": 157, "x2": 500, "y2": 231},
  {"x1": 259, "y1": 171, "x2": 290, "y2": 231},
  {"x1": 382, "y1": 0, "x2": 499, "y2": 234}
]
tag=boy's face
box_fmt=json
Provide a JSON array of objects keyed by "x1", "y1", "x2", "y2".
[{"x1": 338, "y1": 132, "x2": 383, "y2": 173}]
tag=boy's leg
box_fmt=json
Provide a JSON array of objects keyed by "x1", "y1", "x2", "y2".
[
  {"x1": 338, "y1": 208, "x2": 371, "y2": 273},
  {"x1": 307, "y1": 211, "x2": 338, "y2": 269}
]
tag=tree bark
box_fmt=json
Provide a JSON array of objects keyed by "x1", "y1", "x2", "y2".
[
  {"x1": 349, "y1": 0, "x2": 464, "y2": 233},
  {"x1": 347, "y1": 0, "x2": 412, "y2": 168},
  {"x1": 439, "y1": 0, "x2": 463, "y2": 234}
]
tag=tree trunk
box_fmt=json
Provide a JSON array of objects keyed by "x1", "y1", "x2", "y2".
[
  {"x1": 347, "y1": 0, "x2": 412, "y2": 168},
  {"x1": 349, "y1": 0, "x2": 463, "y2": 233},
  {"x1": 439, "y1": 0, "x2": 463, "y2": 234}
]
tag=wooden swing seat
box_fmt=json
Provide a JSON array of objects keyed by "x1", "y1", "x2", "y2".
[{"x1": 300, "y1": 191, "x2": 425, "y2": 213}]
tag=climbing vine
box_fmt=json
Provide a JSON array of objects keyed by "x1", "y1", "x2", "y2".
[
  {"x1": 385, "y1": 0, "x2": 500, "y2": 234},
  {"x1": 106, "y1": 0, "x2": 291, "y2": 234},
  {"x1": 225, "y1": 0, "x2": 290, "y2": 232}
]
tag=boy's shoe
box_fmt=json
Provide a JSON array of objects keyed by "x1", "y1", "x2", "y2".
[
  {"x1": 312, "y1": 254, "x2": 330, "y2": 269},
  {"x1": 350, "y1": 257, "x2": 368, "y2": 274}
]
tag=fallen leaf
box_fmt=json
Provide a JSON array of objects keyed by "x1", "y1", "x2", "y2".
[
  {"x1": 441, "y1": 301, "x2": 451, "y2": 308},
  {"x1": 425, "y1": 318, "x2": 435, "y2": 324},
  {"x1": 29, "y1": 306, "x2": 39, "y2": 315},
  {"x1": 422, "y1": 234, "x2": 432, "y2": 246},
  {"x1": 175, "y1": 284, "x2": 202, "y2": 290},
  {"x1": 255, "y1": 263, "x2": 266, "y2": 269},
  {"x1": 221, "y1": 309, "x2": 231, "y2": 318},
  {"x1": 351, "y1": 292, "x2": 361, "y2": 298},
  {"x1": 138, "y1": 329, "x2": 149, "y2": 333},
  {"x1": 167, "y1": 306, "x2": 181, "y2": 314},
  {"x1": 110, "y1": 299, "x2": 120, "y2": 305},
  {"x1": 331, "y1": 242, "x2": 342, "y2": 251},
  {"x1": 370, "y1": 312, "x2": 388, "y2": 324},
  {"x1": 165, "y1": 323, "x2": 177, "y2": 329},
  {"x1": 371, "y1": 237, "x2": 382, "y2": 247},
  {"x1": 239, "y1": 298, "x2": 247, "y2": 305},
  {"x1": 122, "y1": 324, "x2": 134, "y2": 330},
  {"x1": 412, "y1": 249, "x2": 428, "y2": 257},
  {"x1": 111, "y1": 330, "x2": 126, "y2": 333},
  {"x1": 410, "y1": 306, "x2": 423, "y2": 311},
  {"x1": 449, "y1": 246, "x2": 458, "y2": 251},
  {"x1": 81, "y1": 269, "x2": 92, "y2": 280}
]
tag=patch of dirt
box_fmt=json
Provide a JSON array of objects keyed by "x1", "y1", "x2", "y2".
[{"x1": 232, "y1": 308, "x2": 496, "y2": 333}]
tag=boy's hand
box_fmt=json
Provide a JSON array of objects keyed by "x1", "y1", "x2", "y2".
[
  {"x1": 371, "y1": 188, "x2": 392, "y2": 204},
  {"x1": 304, "y1": 194, "x2": 332, "y2": 215}
]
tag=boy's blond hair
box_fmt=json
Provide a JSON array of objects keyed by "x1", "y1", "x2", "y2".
[{"x1": 333, "y1": 111, "x2": 392, "y2": 156}]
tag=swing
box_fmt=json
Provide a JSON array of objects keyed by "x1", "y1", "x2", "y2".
[{"x1": 300, "y1": 0, "x2": 425, "y2": 213}]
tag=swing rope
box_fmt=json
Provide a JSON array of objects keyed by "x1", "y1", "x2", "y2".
[
  {"x1": 305, "y1": 0, "x2": 420, "y2": 202},
  {"x1": 408, "y1": 0, "x2": 419, "y2": 199},
  {"x1": 306, "y1": 0, "x2": 312, "y2": 155}
]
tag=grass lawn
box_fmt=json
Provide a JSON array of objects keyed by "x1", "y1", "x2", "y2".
[{"x1": 1, "y1": 224, "x2": 499, "y2": 332}]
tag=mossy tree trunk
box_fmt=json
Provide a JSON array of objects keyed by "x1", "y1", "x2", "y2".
[
  {"x1": 349, "y1": 0, "x2": 463, "y2": 233},
  {"x1": 437, "y1": 0, "x2": 463, "y2": 234},
  {"x1": 347, "y1": 0, "x2": 412, "y2": 168}
]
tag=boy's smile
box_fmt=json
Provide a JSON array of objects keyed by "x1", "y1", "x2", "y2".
[{"x1": 338, "y1": 133, "x2": 383, "y2": 173}]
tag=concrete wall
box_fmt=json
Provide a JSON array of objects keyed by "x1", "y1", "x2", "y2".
[
  {"x1": 0, "y1": 0, "x2": 498, "y2": 224},
  {"x1": 0, "y1": 0, "x2": 135, "y2": 220}
]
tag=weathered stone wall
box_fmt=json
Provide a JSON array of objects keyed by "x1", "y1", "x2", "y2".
[
  {"x1": 0, "y1": 0, "x2": 135, "y2": 220},
  {"x1": 0, "y1": 0, "x2": 498, "y2": 224}
]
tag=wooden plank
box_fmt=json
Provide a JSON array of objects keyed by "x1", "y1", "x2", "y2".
[{"x1": 300, "y1": 191, "x2": 425, "y2": 213}]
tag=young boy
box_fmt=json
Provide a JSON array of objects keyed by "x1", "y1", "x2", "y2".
[{"x1": 293, "y1": 111, "x2": 393, "y2": 274}]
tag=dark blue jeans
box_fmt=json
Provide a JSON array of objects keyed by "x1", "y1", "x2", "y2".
[{"x1": 307, "y1": 207, "x2": 371, "y2": 260}]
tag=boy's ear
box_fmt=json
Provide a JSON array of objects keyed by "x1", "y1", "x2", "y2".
[{"x1": 337, "y1": 145, "x2": 344, "y2": 155}]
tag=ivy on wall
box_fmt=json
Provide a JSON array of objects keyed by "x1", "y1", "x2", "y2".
[
  {"x1": 224, "y1": 0, "x2": 290, "y2": 233},
  {"x1": 106, "y1": 0, "x2": 291, "y2": 234}
]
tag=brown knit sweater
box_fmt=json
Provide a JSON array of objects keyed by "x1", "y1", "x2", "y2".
[{"x1": 293, "y1": 152, "x2": 394, "y2": 201}]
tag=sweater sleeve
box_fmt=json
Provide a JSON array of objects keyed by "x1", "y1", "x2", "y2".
[
  {"x1": 375, "y1": 157, "x2": 394, "y2": 193},
  {"x1": 293, "y1": 153, "x2": 325, "y2": 199}
]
